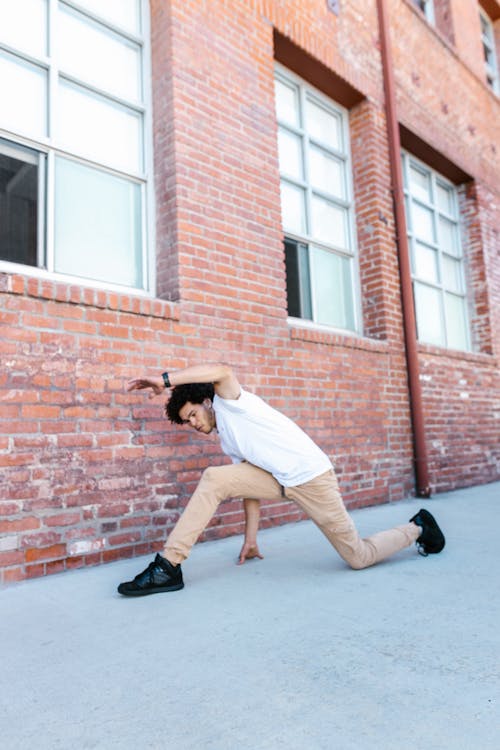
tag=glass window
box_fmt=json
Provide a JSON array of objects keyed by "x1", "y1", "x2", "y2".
[
  {"x1": 414, "y1": 282, "x2": 444, "y2": 346},
  {"x1": 409, "y1": 165, "x2": 432, "y2": 202},
  {"x1": 305, "y1": 98, "x2": 342, "y2": 151},
  {"x1": 413, "y1": 242, "x2": 439, "y2": 284},
  {"x1": 0, "y1": 0, "x2": 151, "y2": 292},
  {"x1": 57, "y1": 80, "x2": 143, "y2": 173},
  {"x1": 444, "y1": 293, "x2": 469, "y2": 350},
  {"x1": 275, "y1": 78, "x2": 300, "y2": 127},
  {"x1": 0, "y1": 140, "x2": 41, "y2": 267},
  {"x1": 411, "y1": 0, "x2": 435, "y2": 24},
  {"x1": 309, "y1": 245, "x2": 355, "y2": 330},
  {"x1": 284, "y1": 239, "x2": 312, "y2": 319},
  {"x1": 310, "y1": 196, "x2": 348, "y2": 248},
  {"x1": 276, "y1": 67, "x2": 358, "y2": 333},
  {"x1": 309, "y1": 147, "x2": 344, "y2": 199},
  {"x1": 280, "y1": 182, "x2": 307, "y2": 235},
  {"x1": 54, "y1": 158, "x2": 142, "y2": 288},
  {"x1": 0, "y1": 0, "x2": 47, "y2": 57},
  {"x1": 74, "y1": 0, "x2": 141, "y2": 35},
  {"x1": 57, "y1": 5, "x2": 142, "y2": 102},
  {"x1": 277, "y1": 128, "x2": 303, "y2": 181},
  {"x1": 480, "y1": 9, "x2": 499, "y2": 94},
  {"x1": 411, "y1": 202, "x2": 435, "y2": 244},
  {"x1": 0, "y1": 50, "x2": 47, "y2": 139},
  {"x1": 403, "y1": 152, "x2": 470, "y2": 351}
]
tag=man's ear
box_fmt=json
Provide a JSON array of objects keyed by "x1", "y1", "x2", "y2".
[{"x1": 203, "y1": 398, "x2": 213, "y2": 409}]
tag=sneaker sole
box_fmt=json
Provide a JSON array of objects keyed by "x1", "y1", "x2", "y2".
[{"x1": 117, "y1": 582, "x2": 184, "y2": 597}]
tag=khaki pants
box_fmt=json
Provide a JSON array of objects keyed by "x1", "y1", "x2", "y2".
[{"x1": 163, "y1": 462, "x2": 420, "y2": 569}]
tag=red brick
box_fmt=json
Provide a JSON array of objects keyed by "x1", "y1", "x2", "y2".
[
  {"x1": 20, "y1": 405, "x2": 61, "y2": 419},
  {"x1": 44, "y1": 512, "x2": 82, "y2": 527},
  {"x1": 2, "y1": 567, "x2": 24, "y2": 583},
  {"x1": 0, "y1": 550, "x2": 24, "y2": 566},
  {"x1": 25, "y1": 544, "x2": 67, "y2": 563},
  {"x1": 0, "y1": 517, "x2": 40, "y2": 533},
  {"x1": 108, "y1": 531, "x2": 142, "y2": 546},
  {"x1": 25, "y1": 564, "x2": 45, "y2": 579},
  {"x1": 0, "y1": 0, "x2": 498, "y2": 587}
]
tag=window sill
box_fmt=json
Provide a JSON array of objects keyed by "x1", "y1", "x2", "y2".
[
  {"x1": 417, "y1": 342, "x2": 497, "y2": 366},
  {"x1": 288, "y1": 320, "x2": 389, "y2": 353},
  {"x1": 0, "y1": 271, "x2": 180, "y2": 321}
]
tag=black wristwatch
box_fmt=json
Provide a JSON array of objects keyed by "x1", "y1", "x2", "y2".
[{"x1": 162, "y1": 372, "x2": 171, "y2": 388}]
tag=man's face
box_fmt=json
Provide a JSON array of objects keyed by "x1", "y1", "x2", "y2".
[{"x1": 178, "y1": 399, "x2": 216, "y2": 434}]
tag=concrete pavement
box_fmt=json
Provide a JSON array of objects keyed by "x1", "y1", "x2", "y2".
[{"x1": 1, "y1": 481, "x2": 499, "y2": 750}]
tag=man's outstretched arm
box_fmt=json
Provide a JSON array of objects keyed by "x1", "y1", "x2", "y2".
[
  {"x1": 238, "y1": 498, "x2": 264, "y2": 565},
  {"x1": 127, "y1": 363, "x2": 241, "y2": 400}
]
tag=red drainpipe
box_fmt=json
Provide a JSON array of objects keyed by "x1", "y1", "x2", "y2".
[{"x1": 376, "y1": 0, "x2": 431, "y2": 497}]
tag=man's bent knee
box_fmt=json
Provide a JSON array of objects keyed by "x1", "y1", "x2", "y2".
[{"x1": 199, "y1": 465, "x2": 222, "y2": 483}]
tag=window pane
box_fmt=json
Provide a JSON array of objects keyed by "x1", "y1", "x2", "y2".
[
  {"x1": 56, "y1": 81, "x2": 142, "y2": 173},
  {"x1": 275, "y1": 78, "x2": 299, "y2": 127},
  {"x1": 409, "y1": 164, "x2": 431, "y2": 202},
  {"x1": 0, "y1": 0, "x2": 47, "y2": 57},
  {"x1": 280, "y1": 182, "x2": 306, "y2": 235},
  {"x1": 284, "y1": 239, "x2": 312, "y2": 319},
  {"x1": 0, "y1": 51, "x2": 47, "y2": 138},
  {"x1": 414, "y1": 282, "x2": 444, "y2": 346},
  {"x1": 306, "y1": 99, "x2": 341, "y2": 150},
  {"x1": 438, "y1": 216, "x2": 459, "y2": 256},
  {"x1": 411, "y1": 201, "x2": 435, "y2": 244},
  {"x1": 413, "y1": 242, "x2": 439, "y2": 284},
  {"x1": 0, "y1": 145, "x2": 39, "y2": 266},
  {"x1": 309, "y1": 146, "x2": 344, "y2": 199},
  {"x1": 442, "y1": 255, "x2": 463, "y2": 293},
  {"x1": 277, "y1": 128, "x2": 303, "y2": 181},
  {"x1": 57, "y1": 5, "x2": 142, "y2": 101},
  {"x1": 284, "y1": 239, "x2": 301, "y2": 318},
  {"x1": 310, "y1": 246, "x2": 355, "y2": 330},
  {"x1": 444, "y1": 293, "x2": 468, "y2": 350},
  {"x1": 75, "y1": 0, "x2": 141, "y2": 34},
  {"x1": 54, "y1": 158, "x2": 142, "y2": 287},
  {"x1": 311, "y1": 195, "x2": 347, "y2": 248},
  {"x1": 436, "y1": 182, "x2": 453, "y2": 215}
]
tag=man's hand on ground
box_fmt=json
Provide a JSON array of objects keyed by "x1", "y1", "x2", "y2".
[{"x1": 237, "y1": 541, "x2": 264, "y2": 565}]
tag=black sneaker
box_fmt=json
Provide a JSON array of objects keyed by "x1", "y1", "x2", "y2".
[
  {"x1": 409, "y1": 508, "x2": 445, "y2": 556},
  {"x1": 117, "y1": 554, "x2": 184, "y2": 597}
]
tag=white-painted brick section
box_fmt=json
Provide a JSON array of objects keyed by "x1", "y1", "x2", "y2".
[
  {"x1": 68, "y1": 539, "x2": 106, "y2": 556},
  {"x1": 0, "y1": 535, "x2": 19, "y2": 552}
]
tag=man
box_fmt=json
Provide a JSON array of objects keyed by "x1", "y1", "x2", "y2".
[{"x1": 118, "y1": 363, "x2": 445, "y2": 597}]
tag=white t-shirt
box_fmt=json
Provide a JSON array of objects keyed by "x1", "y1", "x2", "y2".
[{"x1": 213, "y1": 389, "x2": 332, "y2": 487}]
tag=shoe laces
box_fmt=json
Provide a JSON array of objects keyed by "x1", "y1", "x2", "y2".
[
  {"x1": 136, "y1": 559, "x2": 161, "y2": 583},
  {"x1": 416, "y1": 542, "x2": 428, "y2": 557}
]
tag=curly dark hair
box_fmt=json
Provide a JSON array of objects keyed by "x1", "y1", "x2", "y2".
[{"x1": 165, "y1": 382, "x2": 215, "y2": 424}]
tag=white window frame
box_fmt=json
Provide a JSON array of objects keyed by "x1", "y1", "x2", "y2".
[
  {"x1": 0, "y1": 0, "x2": 155, "y2": 295},
  {"x1": 480, "y1": 8, "x2": 499, "y2": 94},
  {"x1": 402, "y1": 151, "x2": 471, "y2": 351},
  {"x1": 275, "y1": 65, "x2": 362, "y2": 335}
]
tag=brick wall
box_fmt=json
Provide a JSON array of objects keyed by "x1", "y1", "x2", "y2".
[{"x1": 1, "y1": 0, "x2": 498, "y2": 583}]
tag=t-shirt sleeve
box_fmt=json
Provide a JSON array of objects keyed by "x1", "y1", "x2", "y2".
[{"x1": 213, "y1": 389, "x2": 252, "y2": 413}]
